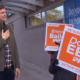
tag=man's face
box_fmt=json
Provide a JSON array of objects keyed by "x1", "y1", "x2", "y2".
[{"x1": 0, "y1": 8, "x2": 7, "y2": 22}]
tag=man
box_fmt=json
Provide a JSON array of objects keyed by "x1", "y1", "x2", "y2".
[
  {"x1": 0, "y1": 5, "x2": 20, "y2": 80},
  {"x1": 48, "y1": 41, "x2": 77, "y2": 80}
]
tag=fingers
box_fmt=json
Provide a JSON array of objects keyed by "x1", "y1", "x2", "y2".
[
  {"x1": 15, "y1": 69, "x2": 20, "y2": 78},
  {"x1": 17, "y1": 71, "x2": 20, "y2": 78},
  {"x1": 16, "y1": 72, "x2": 20, "y2": 78},
  {"x1": 6, "y1": 30, "x2": 10, "y2": 37},
  {"x1": 6, "y1": 30, "x2": 10, "y2": 35}
]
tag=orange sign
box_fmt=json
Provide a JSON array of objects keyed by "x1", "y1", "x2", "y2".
[
  {"x1": 57, "y1": 26, "x2": 80, "y2": 75},
  {"x1": 77, "y1": 75, "x2": 80, "y2": 80},
  {"x1": 45, "y1": 23, "x2": 73, "y2": 51}
]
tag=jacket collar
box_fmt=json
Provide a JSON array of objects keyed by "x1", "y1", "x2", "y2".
[
  {"x1": 0, "y1": 22, "x2": 6, "y2": 30},
  {"x1": 0, "y1": 22, "x2": 3, "y2": 30}
]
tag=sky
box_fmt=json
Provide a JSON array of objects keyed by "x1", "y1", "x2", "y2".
[{"x1": 56, "y1": 5, "x2": 64, "y2": 14}]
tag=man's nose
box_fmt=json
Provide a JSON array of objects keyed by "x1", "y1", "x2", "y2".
[{"x1": 4, "y1": 12, "x2": 7, "y2": 16}]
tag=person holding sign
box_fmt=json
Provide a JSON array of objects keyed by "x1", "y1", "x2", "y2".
[{"x1": 48, "y1": 41, "x2": 77, "y2": 80}]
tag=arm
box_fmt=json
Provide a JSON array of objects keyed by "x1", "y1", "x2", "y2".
[
  {"x1": 14, "y1": 38, "x2": 20, "y2": 69},
  {"x1": 14, "y1": 38, "x2": 20, "y2": 78},
  {"x1": 49, "y1": 51, "x2": 59, "y2": 74},
  {"x1": 49, "y1": 58, "x2": 59, "y2": 74}
]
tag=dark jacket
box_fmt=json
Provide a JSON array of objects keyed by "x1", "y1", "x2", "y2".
[
  {"x1": 0, "y1": 23, "x2": 20, "y2": 71},
  {"x1": 49, "y1": 52, "x2": 76, "y2": 80}
]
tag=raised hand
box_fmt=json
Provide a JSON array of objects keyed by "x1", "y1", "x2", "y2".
[{"x1": 2, "y1": 29, "x2": 10, "y2": 40}]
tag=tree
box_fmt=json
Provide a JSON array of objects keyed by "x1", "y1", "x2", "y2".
[
  {"x1": 43, "y1": 9, "x2": 64, "y2": 22},
  {"x1": 31, "y1": 16, "x2": 41, "y2": 26}
]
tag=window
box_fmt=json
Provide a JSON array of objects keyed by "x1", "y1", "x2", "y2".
[
  {"x1": 31, "y1": 13, "x2": 41, "y2": 26},
  {"x1": 28, "y1": 5, "x2": 64, "y2": 27},
  {"x1": 42, "y1": 12, "x2": 46, "y2": 23},
  {"x1": 47, "y1": 5, "x2": 64, "y2": 21}
]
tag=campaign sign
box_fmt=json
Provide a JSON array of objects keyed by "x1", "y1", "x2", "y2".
[
  {"x1": 45, "y1": 23, "x2": 73, "y2": 51},
  {"x1": 57, "y1": 26, "x2": 80, "y2": 75}
]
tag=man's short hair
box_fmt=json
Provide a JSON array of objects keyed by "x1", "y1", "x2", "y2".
[{"x1": 0, "y1": 5, "x2": 5, "y2": 10}]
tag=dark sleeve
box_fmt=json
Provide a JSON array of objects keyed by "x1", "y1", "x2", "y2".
[
  {"x1": 49, "y1": 59, "x2": 59, "y2": 74},
  {"x1": 49, "y1": 51, "x2": 59, "y2": 74}
]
